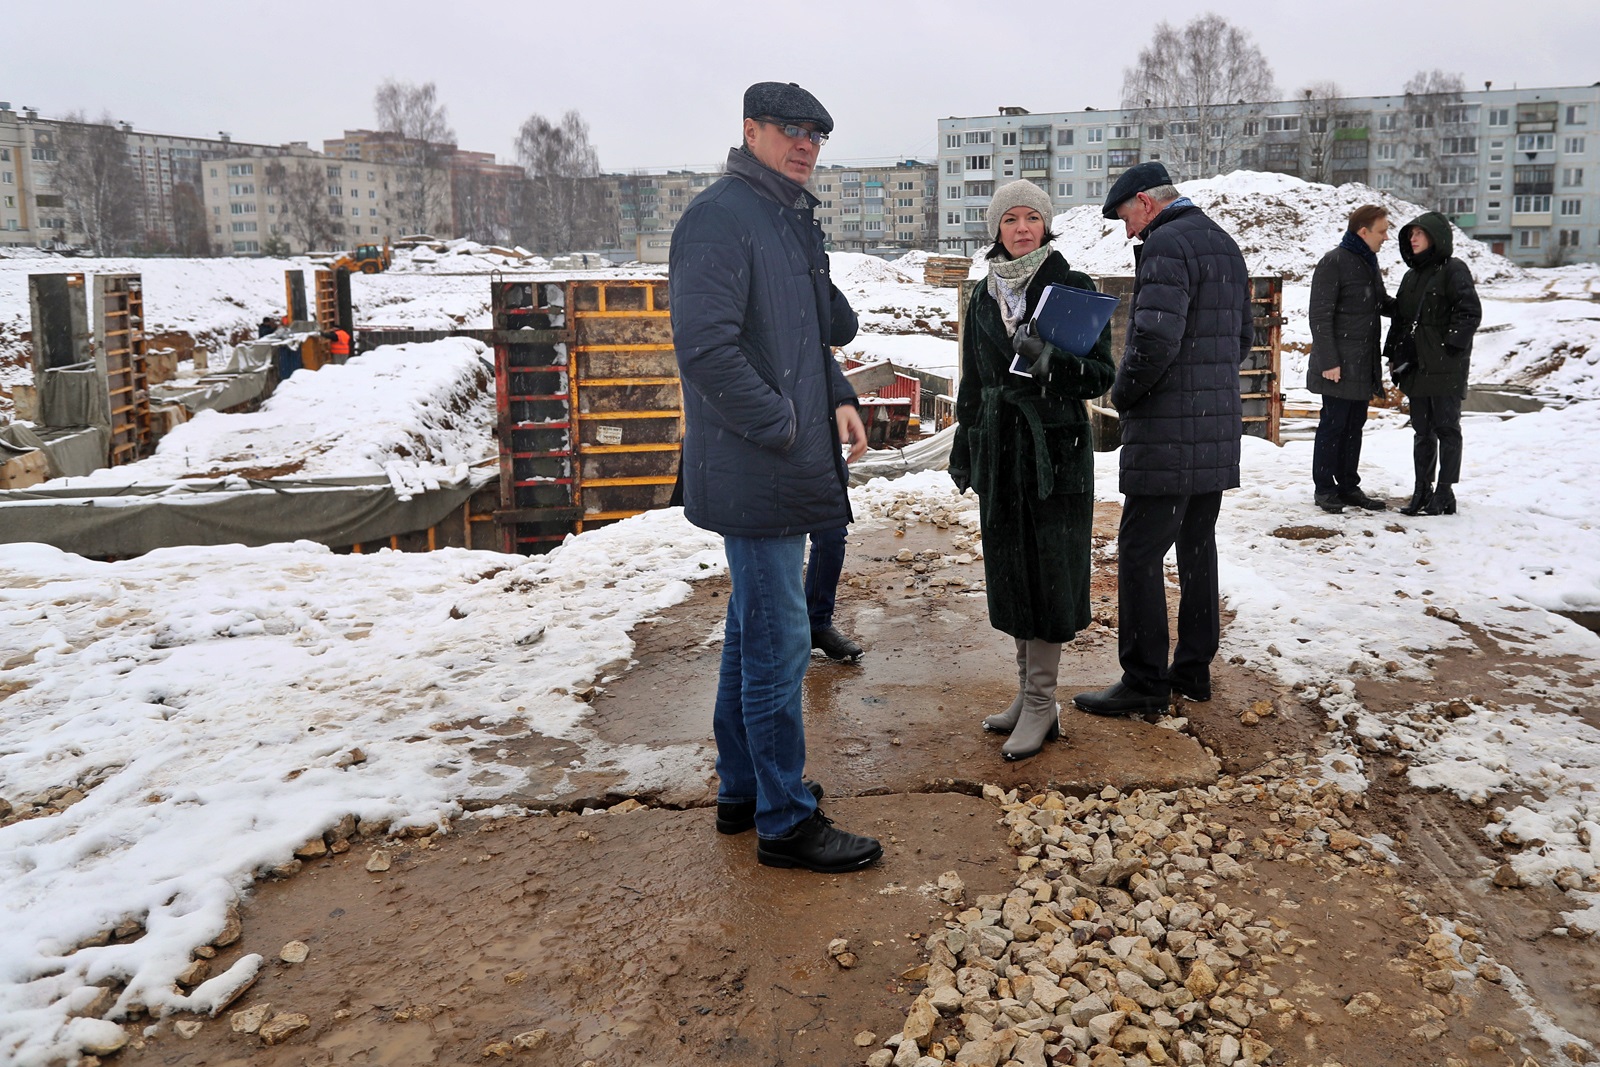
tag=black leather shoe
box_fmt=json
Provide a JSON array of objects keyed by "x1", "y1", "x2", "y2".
[
  {"x1": 1399, "y1": 486, "x2": 1432, "y2": 515},
  {"x1": 1338, "y1": 488, "x2": 1388, "y2": 511},
  {"x1": 1423, "y1": 485, "x2": 1456, "y2": 515},
  {"x1": 1313, "y1": 491, "x2": 1345, "y2": 514},
  {"x1": 757, "y1": 810, "x2": 883, "y2": 873},
  {"x1": 1073, "y1": 681, "x2": 1171, "y2": 717},
  {"x1": 811, "y1": 625, "x2": 863, "y2": 663},
  {"x1": 716, "y1": 780, "x2": 824, "y2": 835}
]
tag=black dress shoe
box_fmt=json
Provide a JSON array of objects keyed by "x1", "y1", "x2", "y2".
[
  {"x1": 757, "y1": 810, "x2": 883, "y2": 873},
  {"x1": 812, "y1": 625, "x2": 863, "y2": 662},
  {"x1": 1073, "y1": 681, "x2": 1171, "y2": 717},
  {"x1": 1337, "y1": 488, "x2": 1388, "y2": 511},
  {"x1": 1313, "y1": 491, "x2": 1345, "y2": 514},
  {"x1": 1423, "y1": 485, "x2": 1456, "y2": 515},
  {"x1": 716, "y1": 780, "x2": 824, "y2": 835}
]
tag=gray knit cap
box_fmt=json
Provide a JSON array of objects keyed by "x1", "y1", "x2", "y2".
[{"x1": 985, "y1": 180, "x2": 1054, "y2": 239}]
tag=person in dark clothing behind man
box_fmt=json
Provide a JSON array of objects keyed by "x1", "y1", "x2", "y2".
[
  {"x1": 1383, "y1": 212, "x2": 1483, "y2": 516},
  {"x1": 1308, "y1": 204, "x2": 1395, "y2": 514},
  {"x1": 670, "y1": 81, "x2": 881, "y2": 874},
  {"x1": 806, "y1": 528, "x2": 863, "y2": 662},
  {"x1": 1074, "y1": 162, "x2": 1252, "y2": 718}
]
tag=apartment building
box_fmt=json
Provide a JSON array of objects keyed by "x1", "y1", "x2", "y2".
[
  {"x1": 936, "y1": 84, "x2": 1600, "y2": 266},
  {"x1": 598, "y1": 169, "x2": 720, "y2": 256},
  {"x1": 810, "y1": 160, "x2": 938, "y2": 253},
  {"x1": 1, "y1": 102, "x2": 285, "y2": 251},
  {"x1": 205, "y1": 147, "x2": 418, "y2": 255}
]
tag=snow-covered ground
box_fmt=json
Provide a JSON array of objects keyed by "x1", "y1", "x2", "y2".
[{"x1": 3, "y1": 171, "x2": 1600, "y2": 1062}]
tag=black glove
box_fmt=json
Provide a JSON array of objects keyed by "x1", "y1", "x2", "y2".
[
  {"x1": 1013, "y1": 321, "x2": 1046, "y2": 361},
  {"x1": 949, "y1": 467, "x2": 971, "y2": 493}
]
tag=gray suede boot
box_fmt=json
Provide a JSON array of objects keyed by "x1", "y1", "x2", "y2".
[
  {"x1": 982, "y1": 639, "x2": 1029, "y2": 734},
  {"x1": 1003, "y1": 640, "x2": 1063, "y2": 761}
]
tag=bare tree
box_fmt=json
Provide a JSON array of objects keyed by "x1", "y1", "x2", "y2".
[
  {"x1": 169, "y1": 182, "x2": 212, "y2": 256},
  {"x1": 1396, "y1": 69, "x2": 1467, "y2": 210},
  {"x1": 50, "y1": 111, "x2": 143, "y2": 255},
  {"x1": 515, "y1": 110, "x2": 614, "y2": 252},
  {"x1": 373, "y1": 80, "x2": 457, "y2": 236},
  {"x1": 1120, "y1": 13, "x2": 1277, "y2": 180},
  {"x1": 1300, "y1": 81, "x2": 1343, "y2": 184},
  {"x1": 268, "y1": 160, "x2": 342, "y2": 253}
]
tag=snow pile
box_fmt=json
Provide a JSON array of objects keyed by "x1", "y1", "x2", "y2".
[
  {"x1": 1037, "y1": 170, "x2": 1522, "y2": 286},
  {"x1": 829, "y1": 251, "x2": 960, "y2": 378},
  {"x1": 1469, "y1": 299, "x2": 1600, "y2": 398},
  {"x1": 62, "y1": 338, "x2": 495, "y2": 485},
  {"x1": 829, "y1": 251, "x2": 919, "y2": 287}
]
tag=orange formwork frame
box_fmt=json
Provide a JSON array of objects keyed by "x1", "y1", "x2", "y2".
[{"x1": 492, "y1": 277, "x2": 682, "y2": 554}]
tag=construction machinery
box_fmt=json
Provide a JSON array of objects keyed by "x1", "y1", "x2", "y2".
[{"x1": 332, "y1": 239, "x2": 392, "y2": 275}]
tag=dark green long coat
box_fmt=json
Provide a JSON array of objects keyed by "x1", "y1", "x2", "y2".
[{"x1": 948, "y1": 252, "x2": 1117, "y2": 643}]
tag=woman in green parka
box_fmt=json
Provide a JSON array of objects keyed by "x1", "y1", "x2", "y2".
[
  {"x1": 947, "y1": 180, "x2": 1117, "y2": 761},
  {"x1": 1383, "y1": 212, "x2": 1483, "y2": 515}
]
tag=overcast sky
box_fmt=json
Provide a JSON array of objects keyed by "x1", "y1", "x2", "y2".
[{"x1": 8, "y1": 1, "x2": 1598, "y2": 172}]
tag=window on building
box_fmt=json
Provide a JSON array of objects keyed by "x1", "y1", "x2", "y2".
[
  {"x1": 1378, "y1": 114, "x2": 1398, "y2": 131},
  {"x1": 1441, "y1": 105, "x2": 1478, "y2": 124},
  {"x1": 945, "y1": 159, "x2": 961, "y2": 174},
  {"x1": 1412, "y1": 144, "x2": 1432, "y2": 159},
  {"x1": 30, "y1": 147, "x2": 58, "y2": 162},
  {"x1": 1440, "y1": 166, "x2": 1477, "y2": 185},
  {"x1": 1265, "y1": 116, "x2": 1300, "y2": 132},
  {"x1": 965, "y1": 155, "x2": 991, "y2": 171},
  {"x1": 1241, "y1": 120, "x2": 1260, "y2": 136},
  {"x1": 1559, "y1": 228, "x2": 1581, "y2": 247},
  {"x1": 1517, "y1": 133, "x2": 1555, "y2": 152},
  {"x1": 1407, "y1": 173, "x2": 1432, "y2": 190},
  {"x1": 1488, "y1": 108, "x2": 1510, "y2": 127},
  {"x1": 1239, "y1": 148, "x2": 1260, "y2": 169},
  {"x1": 1513, "y1": 194, "x2": 1553, "y2": 213},
  {"x1": 228, "y1": 163, "x2": 254, "y2": 176},
  {"x1": 1, "y1": 172, "x2": 12, "y2": 185},
  {"x1": 1567, "y1": 105, "x2": 1589, "y2": 126},
  {"x1": 1083, "y1": 154, "x2": 1102, "y2": 171},
  {"x1": 2, "y1": 195, "x2": 12, "y2": 208},
  {"x1": 1307, "y1": 117, "x2": 1328, "y2": 134},
  {"x1": 1086, "y1": 180, "x2": 1104, "y2": 198},
  {"x1": 1000, "y1": 131, "x2": 1017, "y2": 146},
  {"x1": 1565, "y1": 136, "x2": 1587, "y2": 154},
  {"x1": 1563, "y1": 167, "x2": 1584, "y2": 187},
  {"x1": 842, "y1": 187, "x2": 860, "y2": 198},
  {"x1": 228, "y1": 182, "x2": 254, "y2": 196},
  {"x1": 1086, "y1": 128, "x2": 1104, "y2": 143},
  {"x1": 1440, "y1": 136, "x2": 1477, "y2": 155},
  {"x1": 1266, "y1": 143, "x2": 1296, "y2": 163},
  {"x1": 964, "y1": 181, "x2": 993, "y2": 197},
  {"x1": 1056, "y1": 182, "x2": 1073, "y2": 197},
  {"x1": 1560, "y1": 198, "x2": 1583, "y2": 216},
  {"x1": 1441, "y1": 197, "x2": 1476, "y2": 215},
  {"x1": 965, "y1": 130, "x2": 992, "y2": 144},
  {"x1": 1412, "y1": 113, "x2": 1436, "y2": 129},
  {"x1": 945, "y1": 211, "x2": 960, "y2": 225},
  {"x1": 1108, "y1": 149, "x2": 1140, "y2": 168},
  {"x1": 1056, "y1": 156, "x2": 1073, "y2": 172},
  {"x1": 945, "y1": 134, "x2": 961, "y2": 149},
  {"x1": 1373, "y1": 173, "x2": 1395, "y2": 190},
  {"x1": 1518, "y1": 229, "x2": 1543, "y2": 248},
  {"x1": 1056, "y1": 128, "x2": 1074, "y2": 146},
  {"x1": 1111, "y1": 125, "x2": 1135, "y2": 140},
  {"x1": 1375, "y1": 143, "x2": 1397, "y2": 161},
  {"x1": 0, "y1": 149, "x2": 9, "y2": 161},
  {"x1": 1145, "y1": 125, "x2": 1164, "y2": 141}
]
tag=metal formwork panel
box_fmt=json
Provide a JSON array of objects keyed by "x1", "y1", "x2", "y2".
[
  {"x1": 492, "y1": 276, "x2": 681, "y2": 554},
  {"x1": 1243, "y1": 276, "x2": 1283, "y2": 445}
]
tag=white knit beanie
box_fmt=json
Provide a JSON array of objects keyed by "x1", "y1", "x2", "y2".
[{"x1": 985, "y1": 180, "x2": 1054, "y2": 239}]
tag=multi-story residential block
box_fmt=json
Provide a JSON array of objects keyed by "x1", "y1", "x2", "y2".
[
  {"x1": 811, "y1": 160, "x2": 938, "y2": 253},
  {"x1": 936, "y1": 84, "x2": 1600, "y2": 266},
  {"x1": 1, "y1": 102, "x2": 286, "y2": 252},
  {"x1": 598, "y1": 169, "x2": 720, "y2": 257}
]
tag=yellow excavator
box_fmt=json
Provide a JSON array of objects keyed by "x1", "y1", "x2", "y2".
[{"x1": 331, "y1": 239, "x2": 392, "y2": 274}]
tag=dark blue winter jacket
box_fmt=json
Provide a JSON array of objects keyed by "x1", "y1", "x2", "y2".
[
  {"x1": 1112, "y1": 201, "x2": 1252, "y2": 496},
  {"x1": 670, "y1": 148, "x2": 858, "y2": 537}
]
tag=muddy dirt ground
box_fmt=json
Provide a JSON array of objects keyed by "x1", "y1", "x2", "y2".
[{"x1": 113, "y1": 505, "x2": 1599, "y2": 1067}]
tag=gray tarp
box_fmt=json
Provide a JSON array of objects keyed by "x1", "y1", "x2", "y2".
[
  {"x1": 0, "y1": 422, "x2": 108, "y2": 478},
  {"x1": 0, "y1": 466, "x2": 496, "y2": 558},
  {"x1": 848, "y1": 423, "x2": 955, "y2": 486}
]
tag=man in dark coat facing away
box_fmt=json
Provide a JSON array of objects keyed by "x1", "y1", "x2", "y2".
[
  {"x1": 669, "y1": 81, "x2": 881, "y2": 874},
  {"x1": 1308, "y1": 204, "x2": 1395, "y2": 513},
  {"x1": 1074, "y1": 162, "x2": 1252, "y2": 717}
]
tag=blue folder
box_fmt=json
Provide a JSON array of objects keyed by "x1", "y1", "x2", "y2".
[{"x1": 1029, "y1": 283, "x2": 1119, "y2": 357}]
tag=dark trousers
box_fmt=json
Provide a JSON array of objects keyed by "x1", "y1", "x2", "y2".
[
  {"x1": 803, "y1": 526, "x2": 847, "y2": 630},
  {"x1": 1410, "y1": 395, "x2": 1463, "y2": 488},
  {"x1": 1117, "y1": 492, "x2": 1223, "y2": 695},
  {"x1": 1311, "y1": 395, "x2": 1369, "y2": 493}
]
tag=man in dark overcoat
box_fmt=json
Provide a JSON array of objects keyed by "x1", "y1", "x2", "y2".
[
  {"x1": 1074, "y1": 162, "x2": 1252, "y2": 716},
  {"x1": 1308, "y1": 204, "x2": 1395, "y2": 513},
  {"x1": 669, "y1": 81, "x2": 881, "y2": 873}
]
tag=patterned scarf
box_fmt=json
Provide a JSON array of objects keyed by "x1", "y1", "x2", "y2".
[{"x1": 985, "y1": 245, "x2": 1051, "y2": 337}]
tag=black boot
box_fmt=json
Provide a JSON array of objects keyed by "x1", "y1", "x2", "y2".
[
  {"x1": 1399, "y1": 484, "x2": 1433, "y2": 516},
  {"x1": 1424, "y1": 484, "x2": 1456, "y2": 515}
]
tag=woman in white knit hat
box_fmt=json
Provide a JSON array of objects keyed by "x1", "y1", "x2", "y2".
[{"x1": 947, "y1": 179, "x2": 1117, "y2": 761}]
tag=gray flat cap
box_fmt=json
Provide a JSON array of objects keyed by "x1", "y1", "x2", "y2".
[{"x1": 743, "y1": 81, "x2": 834, "y2": 135}]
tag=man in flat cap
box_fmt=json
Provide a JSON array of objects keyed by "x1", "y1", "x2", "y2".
[
  {"x1": 669, "y1": 81, "x2": 881, "y2": 873},
  {"x1": 1073, "y1": 162, "x2": 1252, "y2": 717}
]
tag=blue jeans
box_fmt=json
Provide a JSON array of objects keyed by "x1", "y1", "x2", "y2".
[
  {"x1": 714, "y1": 534, "x2": 818, "y2": 838},
  {"x1": 804, "y1": 526, "x2": 848, "y2": 630}
]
